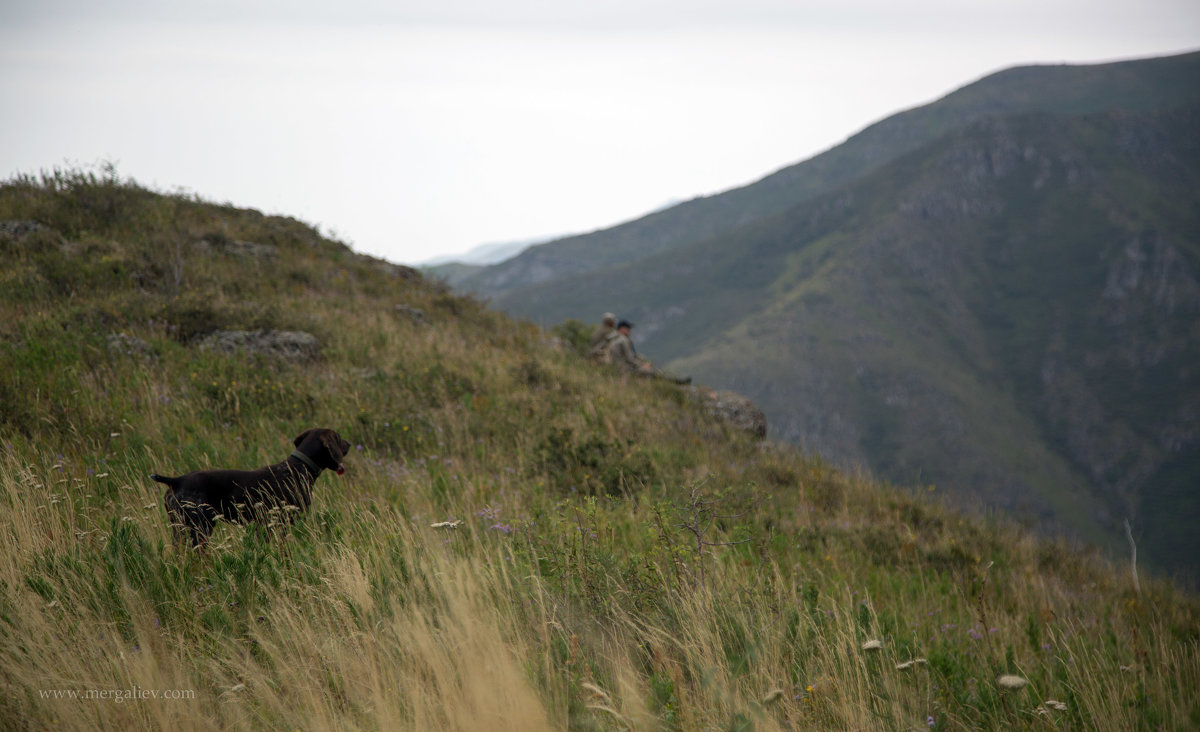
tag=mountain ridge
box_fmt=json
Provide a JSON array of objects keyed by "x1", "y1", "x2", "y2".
[
  {"x1": 458, "y1": 50, "x2": 1200, "y2": 301},
  {"x1": 451, "y1": 51, "x2": 1200, "y2": 584}
]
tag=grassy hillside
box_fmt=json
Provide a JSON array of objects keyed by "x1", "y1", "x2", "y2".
[
  {"x1": 469, "y1": 59, "x2": 1200, "y2": 585},
  {"x1": 1, "y1": 170, "x2": 1197, "y2": 730}
]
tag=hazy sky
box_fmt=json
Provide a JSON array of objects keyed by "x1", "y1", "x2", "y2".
[{"x1": 2, "y1": 1, "x2": 1197, "y2": 264}]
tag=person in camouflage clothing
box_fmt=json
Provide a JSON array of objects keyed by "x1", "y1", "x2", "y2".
[
  {"x1": 588, "y1": 312, "x2": 618, "y2": 363},
  {"x1": 608, "y1": 319, "x2": 643, "y2": 373},
  {"x1": 609, "y1": 320, "x2": 691, "y2": 384}
]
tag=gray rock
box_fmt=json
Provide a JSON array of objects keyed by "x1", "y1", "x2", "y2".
[
  {"x1": 0, "y1": 220, "x2": 65, "y2": 251},
  {"x1": 199, "y1": 330, "x2": 320, "y2": 361},
  {"x1": 227, "y1": 240, "x2": 277, "y2": 259},
  {"x1": 193, "y1": 232, "x2": 277, "y2": 259},
  {"x1": 106, "y1": 333, "x2": 155, "y2": 359},
  {"x1": 0, "y1": 220, "x2": 52, "y2": 239},
  {"x1": 688, "y1": 387, "x2": 768, "y2": 439},
  {"x1": 394, "y1": 304, "x2": 428, "y2": 325}
]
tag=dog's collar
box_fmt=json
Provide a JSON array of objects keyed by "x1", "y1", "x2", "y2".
[{"x1": 290, "y1": 450, "x2": 322, "y2": 473}]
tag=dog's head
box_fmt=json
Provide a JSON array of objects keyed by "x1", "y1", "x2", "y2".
[{"x1": 294, "y1": 428, "x2": 351, "y2": 475}]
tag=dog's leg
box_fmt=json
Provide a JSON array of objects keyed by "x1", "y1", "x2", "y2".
[
  {"x1": 165, "y1": 491, "x2": 214, "y2": 551},
  {"x1": 189, "y1": 514, "x2": 214, "y2": 551}
]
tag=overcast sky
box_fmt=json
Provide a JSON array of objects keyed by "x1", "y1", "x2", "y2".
[{"x1": 2, "y1": 1, "x2": 1197, "y2": 264}]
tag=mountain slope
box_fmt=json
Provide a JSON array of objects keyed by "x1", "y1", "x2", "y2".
[
  {"x1": 459, "y1": 51, "x2": 1200, "y2": 300},
  {"x1": 458, "y1": 52, "x2": 1200, "y2": 583},
  {"x1": 532, "y1": 104, "x2": 1200, "y2": 578},
  {"x1": 2, "y1": 172, "x2": 1198, "y2": 729},
  {"x1": 668, "y1": 105, "x2": 1200, "y2": 560}
]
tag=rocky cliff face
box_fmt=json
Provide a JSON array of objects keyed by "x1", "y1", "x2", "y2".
[{"x1": 1039, "y1": 228, "x2": 1200, "y2": 528}]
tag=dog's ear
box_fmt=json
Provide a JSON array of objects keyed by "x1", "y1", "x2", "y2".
[
  {"x1": 293, "y1": 429, "x2": 315, "y2": 447},
  {"x1": 319, "y1": 430, "x2": 347, "y2": 461}
]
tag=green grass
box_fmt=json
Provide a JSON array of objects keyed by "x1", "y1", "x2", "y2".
[
  {"x1": 485, "y1": 96, "x2": 1200, "y2": 588},
  {"x1": 1, "y1": 169, "x2": 1197, "y2": 730}
]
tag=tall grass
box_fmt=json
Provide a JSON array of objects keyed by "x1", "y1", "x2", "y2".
[{"x1": 1, "y1": 170, "x2": 1197, "y2": 730}]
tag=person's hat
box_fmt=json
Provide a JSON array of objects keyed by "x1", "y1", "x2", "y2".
[
  {"x1": 602, "y1": 312, "x2": 616, "y2": 323},
  {"x1": 617, "y1": 319, "x2": 634, "y2": 329}
]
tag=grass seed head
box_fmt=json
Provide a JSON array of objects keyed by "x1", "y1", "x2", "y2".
[{"x1": 997, "y1": 674, "x2": 1027, "y2": 690}]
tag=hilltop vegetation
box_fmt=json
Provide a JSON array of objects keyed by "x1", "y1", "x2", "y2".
[
  {"x1": 1, "y1": 169, "x2": 1198, "y2": 730},
  {"x1": 446, "y1": 52, "x2": 1200, "y2": 585}
]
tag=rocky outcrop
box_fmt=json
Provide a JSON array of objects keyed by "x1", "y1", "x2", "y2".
[
  {"x1": 0, "y1": 220, "x2": 52, "y2": 239},
  {"x1": 198, "y1": 330, "x2": 320, "y2": 361},
  {"x1": 0, "y1": 220, "x2": 65, "y2": 250},
  {"x1": 193, "y1": 232, "x2": 277, "y2": 259},
  {"x1": 394, "y1": 304, "x2": 429, "y2": 326},
  {"x1": 688, "y1": 387, "x2": 768, "y2": 439},
  {"x1": 106, "y1": 333, "x2": 155, "y2": 359}
]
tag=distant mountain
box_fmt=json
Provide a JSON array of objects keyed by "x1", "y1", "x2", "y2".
[
  {"x1": 456, "y1": 52, "x2": 1200, "y2": 302},
  {"x1": 421, "y1": 235, "x2": 563, "y2": 288},
  {"x1": 450, "y1": 51, "x2": 1200, "y2": 584},
  {"x1": 419, "y1": 260, "x2": 485, "y2": 290},
  {"x1": 423, "y1": 237, "x2": 549, "y2": 267}
]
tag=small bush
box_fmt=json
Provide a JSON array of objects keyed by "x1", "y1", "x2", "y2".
[{"x1": 550, "y1": 318, "x2": 593, "y2": 357}]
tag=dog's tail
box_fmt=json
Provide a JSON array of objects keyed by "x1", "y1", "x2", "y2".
[{"x1": 150, "y1": 473, "x2": 179, "y2": 488}]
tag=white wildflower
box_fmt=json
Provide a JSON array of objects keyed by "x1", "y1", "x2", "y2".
[
  {"x1": 997, "y1": 674, "x2": 1027, "y2": 690},
  {"x1": 861, "y1": 639, "x2": 883, "y2": 651}
]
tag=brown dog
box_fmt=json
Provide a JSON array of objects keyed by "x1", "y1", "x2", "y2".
[{"x1": 151, "y1": 428, "x2": 350, "y2": 549}]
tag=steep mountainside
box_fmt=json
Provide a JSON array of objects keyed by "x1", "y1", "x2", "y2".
[
  {"x1": 453, "y1": 52, "x2": 1200, "y2": 583},
  {"x1": 458, "y1": 51, "x2": 1200, "y2": 301},
  {"x1": 667, "y1": 105, "x2": 1200, "y2": 567}
]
